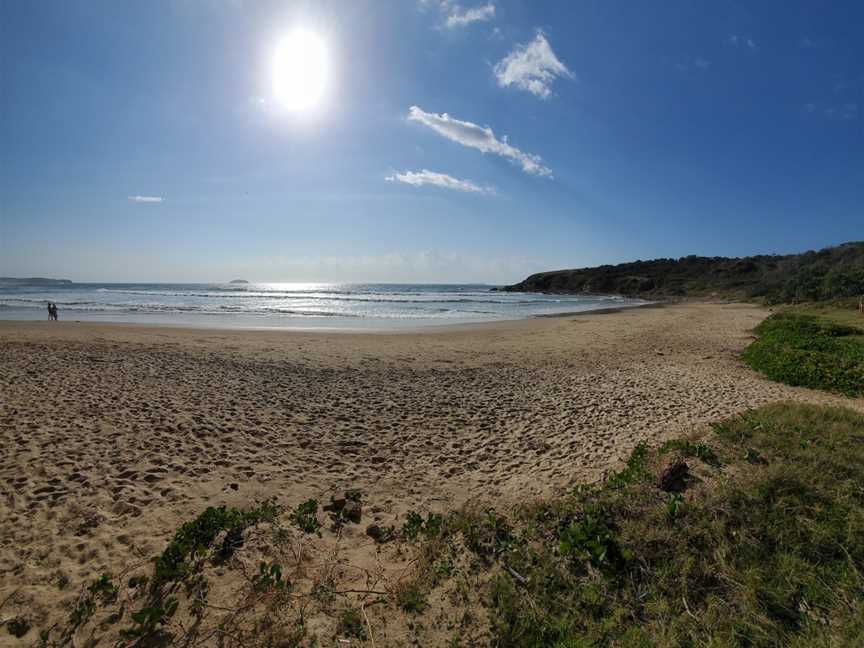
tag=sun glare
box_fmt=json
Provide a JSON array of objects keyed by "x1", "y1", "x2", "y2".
[{"x1": 272, "y1": 29, "x2": 328, "y2": 113}]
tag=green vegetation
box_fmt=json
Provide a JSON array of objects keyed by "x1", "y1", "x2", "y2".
[
  {"x1": 658, "y1": 438, "x2": 722, "y2": 467},
  {"x1": 153, "y1": 499, "x2": 279, "y2": 585},
  {"x1": 336, "y1": 606, "x2": 368, "y2": 640},
  {"x1": 36, "y1": 499, "x2": 282, "y2": 645},
  {"x1": 288, "y1": 498, "x2": 321, "y2": 534},
  {"x1": 743, "y1": 312, "x2": 864, "y2": 396},
  {"x1": 503, "y1": 240, "x2": 864, "y2": 303},
  {"x1": 254, "y1": 561, "x2": 288, "y2": 592},
  {"x1": 404, "y1": 402, "x2": 864, "y2": 647},
  {"x1": 401, "y1": 510, "x2": 444, "y2": 541},
  {"x1": 38, "y1": 403, "x2": 864, "y2": 646}
]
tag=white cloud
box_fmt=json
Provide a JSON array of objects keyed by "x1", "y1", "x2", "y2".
[
  {"x1": 421, "y1": 1, "x2": 496, "y2": 29},
  {"x1": 407, "y1": 105, "x2": 551, "y2": 177},
  {"x1": 446, "y1": 3, "x2": 495, "y2": 28},
  {"x1": 493, "y1": 32, "x2": 573, "y2": 99},
  {"x1": 386, "y1": 169, "x2": 494, "y2": 194},
  {"x1": 128, "y1": 196, "x2": 163, "y2": 203}
]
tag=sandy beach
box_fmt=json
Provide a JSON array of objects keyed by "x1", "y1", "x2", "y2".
[{"x1": 2, "y1": 302, "x2": 862, "y2": 641}]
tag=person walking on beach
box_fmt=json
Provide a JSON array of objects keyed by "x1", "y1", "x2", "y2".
[
  {"x1": 52, "y1": 303, "x2": 59, "y2": 320},
  {"x1": 47, "y1": 302, "x2": 53, "y2": 320}
]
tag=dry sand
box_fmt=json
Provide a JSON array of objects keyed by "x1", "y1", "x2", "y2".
[{"x1": 1, "y1": 303, "x2": 862, "y2": 643}]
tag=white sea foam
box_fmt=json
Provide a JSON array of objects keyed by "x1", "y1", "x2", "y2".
[{"x1": 0, "y1": 282, "x2": 645, "y2": 328}]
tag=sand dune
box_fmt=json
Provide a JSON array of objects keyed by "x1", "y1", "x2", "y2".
[{"x1": 1, "y1": 303, "x2": 861, "y2": 640}]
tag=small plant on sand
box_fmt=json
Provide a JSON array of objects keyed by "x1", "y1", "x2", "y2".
[
  {"x1": 336, "y1": 606, "x2": 367, "y2": 640},
  {"x1": 401, "y1": 511, "x2": 444, "y2": 541},
  {"x1": 396, "y1": 581, "x2": 429, "y2": 614},
  {"x1": 289, "y1": 499, "x2": 322, "y2": 534},
  {"x1": 254, "y1": 561, "x2": 289, "y2": 592},
  {"x1": 68, "y1": 596, "x2": 96, "y2": 631},
  {"x1": 118, "y1": 500, "x2": 278, "y2": 641},
  {"x1": 119, "y1": 598, "x2": 179, "y2": 640},
  {"x1": 88, "y1": 573, "x2": 118, "y2": 602},
  {"x1": 605, "y1": 442, "x2": 650, "y2": 488},
  {"x1": 68, "y1": 574, "x2": 116, "y2": 630},
  {"x1": 153, "y1": 499, "x2": 279, "y2": 585}
]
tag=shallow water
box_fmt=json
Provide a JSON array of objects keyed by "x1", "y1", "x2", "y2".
[{"x1": 0, "y1": 282, "x2": 646, "y2": 329}]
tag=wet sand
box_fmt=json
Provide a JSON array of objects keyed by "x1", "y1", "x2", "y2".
[{"x1": 1, "y1": 303, "x2": 861, "y2": 638}]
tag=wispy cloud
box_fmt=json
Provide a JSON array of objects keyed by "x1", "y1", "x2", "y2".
[
  {"x1": 421, "y1": 1, "x2": 496, "y2": 29},
  {"x1": 446, "y1": 3, "x2": 495, "y2": 28},
  {"x1": 803, "y1": 102, "x2": 858, "y2": 120},
  {"x1": 827, "y1": 103, "x2": 859, "y2": 120},
  {"x1": 386, "y1": 169, "x2": 495, "y2": 194},
  {"x1": 128, "y1": 196, "x2": 163, "y2": 203},
  {"x1": 673, "y1": 56, "x2": 710, "y2": 73},
  {"x1": 728, "y1": 34, "x2": 757, "y2": 50},
  {"x1": 493, "y1": 32, "x2": 573, "y2": 99},
  {"x1": 407, "y1": 105, "x2": 552, "y2": 177}
]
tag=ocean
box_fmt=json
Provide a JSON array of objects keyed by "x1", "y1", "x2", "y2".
[{"x1": 0, "y1": 282, "x2": 647, "y2": 329}]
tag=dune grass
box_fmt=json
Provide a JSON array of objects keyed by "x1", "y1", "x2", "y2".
[
  {"x1": 742, "y1": 311, "x2": 864, "y2": 396},
  {"x1": 404, "y1": 402, "x2": 864, "y2": 647}
]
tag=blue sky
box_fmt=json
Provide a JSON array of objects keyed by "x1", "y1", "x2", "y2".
[{"x1": 1, "y1": 0, "x2": 862, "y2": 283}]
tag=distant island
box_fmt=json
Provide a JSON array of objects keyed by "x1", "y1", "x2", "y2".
[
  {"x1": 0, "y1": 277, "x2": 73, "y2": 286},
  {"x1": 229, "y1": 279, "x2": 250, "y2": 284},
  {"x1": 501, "y1": 241, "x2": 864, "y2": 304}
]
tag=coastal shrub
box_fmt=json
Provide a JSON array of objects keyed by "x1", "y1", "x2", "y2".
[
  {"x1": 417, "y1": 403, "x2": 864, "y2": 647},
  {"x1": 743, "y1": 312, "x2": 864, "y2": 395},
  {"x1": 153, "y1": 499, "x2": 279, "y2": 585}
]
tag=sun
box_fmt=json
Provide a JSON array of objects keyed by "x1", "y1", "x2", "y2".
[{"x1": 272, "y1": 30, "x2": 328, "y2": 113}]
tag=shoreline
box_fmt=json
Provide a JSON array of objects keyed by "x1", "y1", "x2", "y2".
[{"x1": 0, "y1": 301, "x2": 659, "y2": 335}]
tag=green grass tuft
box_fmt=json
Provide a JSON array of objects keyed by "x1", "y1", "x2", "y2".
[{"x1": 658, "y1": 438, "x2": 722, "y2": 467}]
